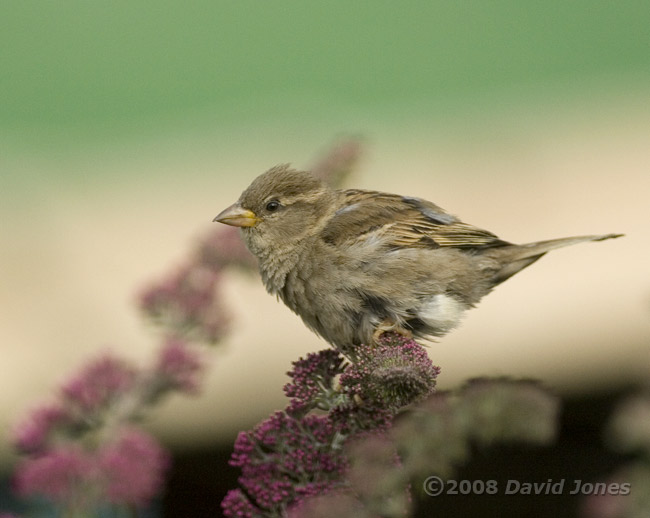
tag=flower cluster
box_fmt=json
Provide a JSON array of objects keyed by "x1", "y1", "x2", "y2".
[
  {"x1": 13, "y1": 404, "x2": 70, "y2": 455},
  {"x1": 224, "y1": 412, "x2": 348, "y2": 517},
  {"x1": 11, "y1": 342, "x2": 203, "y2": 513},
  {"x1": 341, "y1": 333, "x2": 441, "y2": 411},
  {"x1": 139, "y1": 263, "x2": 230, "y2": 344},
  {"x1": 283, "y1": 349, "x2": 348, "y2": 415},
  {"x1": 294, "y1": 378, "x2": 559, "y2": 516},
  {"x1": 14, "y1": 428, "x2": 169, "y2": 509},
  {"x1": 153, "y1": 338, "x2": 205, "y2": 395},
  {"x1": 97, "y1": 428, "x2": 170, "y2": 506},
  {"x1": 61, "y1": 355, "x2": 137, "y2": 417},
  {"x1": 224, "y1": 335, "x2": 561, "y2": 518},
  {"x1": 223, "y1": 333, "x2": 440, "y2": 517}
]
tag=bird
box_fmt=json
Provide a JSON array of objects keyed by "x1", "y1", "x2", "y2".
[{"x1": 213, "y1": 164, "x2": 622, "y2": 352}]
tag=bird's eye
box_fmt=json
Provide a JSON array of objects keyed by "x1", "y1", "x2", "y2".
[{"x1": 265, "y1": 200, "x2": 281, "y2": 212}]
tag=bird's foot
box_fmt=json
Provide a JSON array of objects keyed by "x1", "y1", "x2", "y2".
[{"x1": 372, "y1": 320, "x2": 413, "y2": 345}]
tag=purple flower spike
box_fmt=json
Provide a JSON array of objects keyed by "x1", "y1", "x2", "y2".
[{"x1": 61, "y1": 355, "x2": 137, "y2": 413}]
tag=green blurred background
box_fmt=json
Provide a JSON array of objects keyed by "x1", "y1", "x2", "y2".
[
  {"x1": 1, "y1": 2, "x2": 649, "y2": 515},
  {"x1": 3, "y1": 1, "x2": 650, "y2": 163}
]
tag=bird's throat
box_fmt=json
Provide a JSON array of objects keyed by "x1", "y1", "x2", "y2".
[{"x1": 255, "y1": 241, "x2": 306, "y2": 296}]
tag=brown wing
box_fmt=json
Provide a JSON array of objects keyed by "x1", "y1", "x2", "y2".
[{"x1": 321, "y1": 189, "x2": 509, "y2": 250}]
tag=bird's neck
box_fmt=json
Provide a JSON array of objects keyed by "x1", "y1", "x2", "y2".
[{"x1": 256, "y1": 241, "x2": 307, "y2": 295}]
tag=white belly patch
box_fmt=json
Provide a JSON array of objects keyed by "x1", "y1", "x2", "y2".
[{"x1": 419, "y1": 294, "x2": 465, "y2": 333}]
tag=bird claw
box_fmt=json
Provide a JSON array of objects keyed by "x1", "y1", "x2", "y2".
[{"x1": 372, "y1": 321, "x2": 413, "y2": 345}]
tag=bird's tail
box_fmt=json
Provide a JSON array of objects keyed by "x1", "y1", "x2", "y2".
[{"x1": 487, "y1": 233, "x2": 623, "y2": 285}]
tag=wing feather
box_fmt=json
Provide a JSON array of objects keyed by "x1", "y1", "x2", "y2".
[{"x1": 321, "y1": 189, "x2": 509, "y2": 250}]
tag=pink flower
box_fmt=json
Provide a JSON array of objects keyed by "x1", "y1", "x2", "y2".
[
  {"x1": 283, "y1": 349, "x2": 347, "y2": 415},
  {"x1": 222, "y1": 489, "x2": 263, "y2": 518},
  {"x1": 61, "y1": 355, "x2": 137, "y2": 412},
  {"x1": 139, "y1": 263, "x2": 230, "y2": 344},
  {"x1": 155, "y1": 338, "x2": 204, "y2": 394},
  {"x1": 14, "y1": 429, "x2": 169, "y2": 509},
  {"x1": 13, "y1": 445, "x2": 94, "y2": 504},
  {"x1": 224, "y1": 412, "x2": 347, "y2": 516},
  {"x1": 97, "y1": 428, "x2": 170, "y2": 506},
  {"x1": 12, "y1": 404, "x2": 68, "y2": 454}
]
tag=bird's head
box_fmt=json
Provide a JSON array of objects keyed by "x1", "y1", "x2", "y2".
[{"x1": 214, "y1": 165, "x2": 334, "y2": 257}]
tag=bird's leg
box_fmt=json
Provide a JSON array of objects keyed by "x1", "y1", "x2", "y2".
[{"x1": 372, "y1": 319, "x2": 413, "y2": 344}]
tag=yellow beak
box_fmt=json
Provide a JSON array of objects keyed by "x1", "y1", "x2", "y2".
[{"x1": 213, "y1": 204, "x2": 260, "y2": 227}]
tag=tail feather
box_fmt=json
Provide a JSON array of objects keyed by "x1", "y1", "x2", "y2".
[{"x1": 487, "y1": 233, "x2": 623, "y2": 286}]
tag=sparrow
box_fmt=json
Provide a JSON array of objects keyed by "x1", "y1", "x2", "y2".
[{"x1": 214, "y1": 164, "x2": 622, "y2": 351}]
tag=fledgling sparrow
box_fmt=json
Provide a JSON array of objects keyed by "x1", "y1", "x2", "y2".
[{"x1": 214, "y1": 165, "x2": 621, "y2": 351}]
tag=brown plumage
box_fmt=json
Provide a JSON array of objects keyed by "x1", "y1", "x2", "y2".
[{"x1": 214, "y1": 165, "x2": 622, "y2": 351}]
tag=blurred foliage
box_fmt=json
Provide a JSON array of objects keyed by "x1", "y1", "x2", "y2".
[{"x1": 2, "y1": 1, "x2": 649, "y2": 140}]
